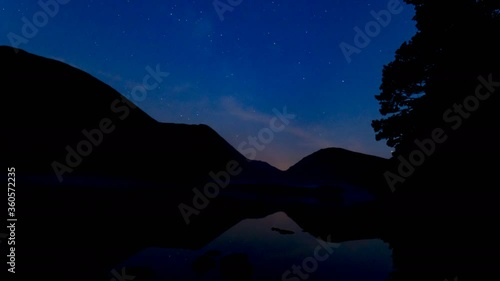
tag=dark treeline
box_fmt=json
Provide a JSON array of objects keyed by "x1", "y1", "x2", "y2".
[{"x1": 372, "y1": 1, "x2": 500, "y2": 280}]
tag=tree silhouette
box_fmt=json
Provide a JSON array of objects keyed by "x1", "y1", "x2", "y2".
[
  {"x1": 373, "y1": 2, "x2": 500, "y2": 281},
  {"x1": 372, "y1": 0, "x2": 500, "y2": 155}
]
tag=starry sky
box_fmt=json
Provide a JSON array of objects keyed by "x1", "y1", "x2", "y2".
[{"x1": 1, "y1": 0, "x2": 416, "y2": 170}]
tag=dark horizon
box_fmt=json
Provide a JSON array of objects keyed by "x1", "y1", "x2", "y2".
[
  {"x1": 2, "y1": 1, "x2": 499, "y2": 281},
  {"x1": 1, "y1": 0, "x2": 417, "y2": 170}
]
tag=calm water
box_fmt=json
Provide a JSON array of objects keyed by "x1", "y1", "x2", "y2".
[{"x1": 119, "y1": 212, "x2": 393, "y2": 281}]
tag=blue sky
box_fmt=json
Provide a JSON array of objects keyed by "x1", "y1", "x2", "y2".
[{"x1": 1, "y1": 0, "x2": 417, "y2": 170}]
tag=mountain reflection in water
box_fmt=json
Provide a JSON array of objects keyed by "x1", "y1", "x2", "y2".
[{"x1": 119, "y1": 212, "x2": 393, "y2": 281}]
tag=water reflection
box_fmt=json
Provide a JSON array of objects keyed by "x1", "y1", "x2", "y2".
[{"x1": 119, "y1": 212, "x2": 393, "y2": 281}]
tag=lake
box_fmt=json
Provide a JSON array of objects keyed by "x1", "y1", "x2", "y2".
[{"x1": 118, "y1": 211, "x2": 394, "y2": 281}]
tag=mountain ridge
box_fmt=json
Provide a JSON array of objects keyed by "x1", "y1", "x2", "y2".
[
  {"x1": 2, "y1": 45, "x2": 388, "y2": 189},
  {"x1": 1, "y1": 45, "x2": 393, "y2": 281},
  {"x1": 285, "y1": 147, "x2": 390, "y2": 195}
]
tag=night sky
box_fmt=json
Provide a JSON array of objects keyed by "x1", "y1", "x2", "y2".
[{"x1": 2, "y1": 0, "x2": 416, "y2": 170}]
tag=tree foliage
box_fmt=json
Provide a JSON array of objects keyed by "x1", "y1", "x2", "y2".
[{"x1": 372, "y1": 0, "x2": 500, "y2": 154}]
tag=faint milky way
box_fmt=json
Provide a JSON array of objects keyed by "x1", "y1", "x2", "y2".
[{"x1": 1, "y1": 0, "x2": 417, "y2": 170}]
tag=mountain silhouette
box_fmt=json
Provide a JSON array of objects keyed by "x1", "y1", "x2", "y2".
[
  {"x1": 1, "y1": 45, "x2": 280, "y2": 281},
  {"x1": 2, "y1": 45, "x2": 287, "y2": 188},
  {"x1": 286, "y1": 147, "x2": 390, "y2": 196},
  {"x1": 1, "y1": 46, "x2": 392, "y2": 281},
  {"x1": 3, "y1": 44, "x2": 389, "y2": 192}
]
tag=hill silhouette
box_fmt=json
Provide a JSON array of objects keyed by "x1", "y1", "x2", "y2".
[
  {"x1": 7, "y1": 45, "x2": 498, "y2": 281},
  {"x1": 286, "y1": 147, "x2": 390, "y2": 196},
  {"x1": 2, "y1": 45, "x2": 286, "y2": 188},
  {"x1": 2, "y1": 46, "x2": 391, "y2": 281},
  {"x1": 3, "y1": 45, "x2": 390, "y2": 193},
  {"x1": 1, "y1": 45, "x2": 279, "y2": 281}
]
